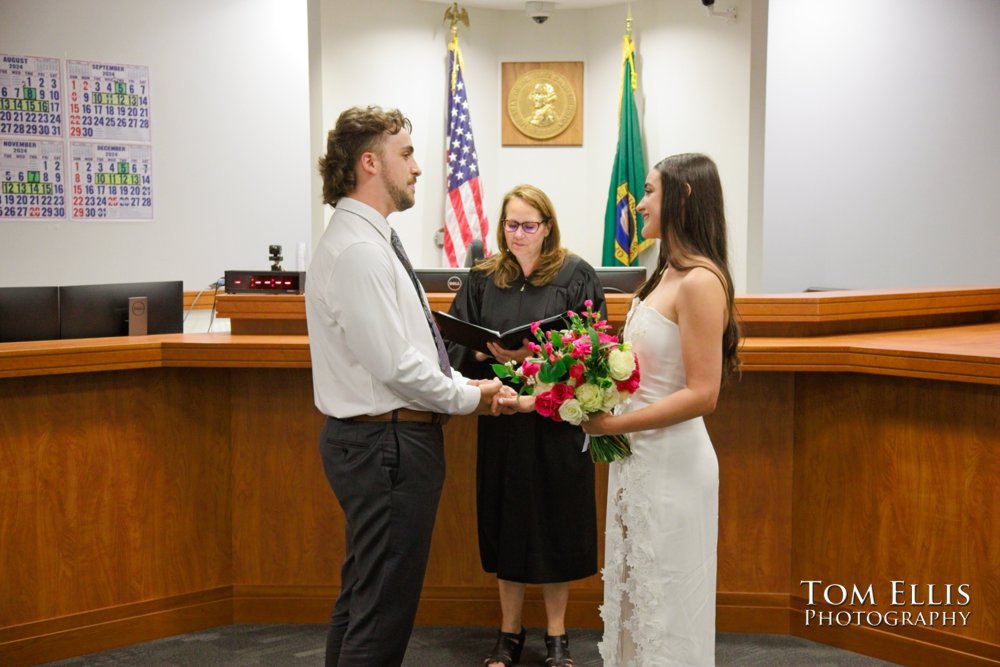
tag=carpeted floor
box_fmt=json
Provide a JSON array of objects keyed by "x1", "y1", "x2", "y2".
[{"x1": 41, "y1": 624, "x2": 901, "y2": 666}]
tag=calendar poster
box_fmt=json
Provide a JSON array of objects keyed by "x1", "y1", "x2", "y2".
[
  {"x1": 70, "y1": 142, "x2": 152, "y2": 220},
  {"x1": 0, "y1": 54, "x2": 63, "y2": 139},
  {"x1": 0, "y1": 138, "x2": 66, "y2": 220},
  {"x1": 66, "y1": 60, "x2": 151, "y2": 142}
]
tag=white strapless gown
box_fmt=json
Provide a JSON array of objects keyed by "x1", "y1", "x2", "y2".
[{"x1": 599, "y1": 299, "x2": 719, "y2": 666}]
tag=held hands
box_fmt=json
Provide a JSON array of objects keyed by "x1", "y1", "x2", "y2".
[
  {"x1": 496, "y1": 393, "x2": 536, "y2": 414},
  {"x1": 468, "y1": 379, "x2": 526, "y2": 415},
  {"x1": 470, "y1": 378, "x2": 516, "y2": 416}
]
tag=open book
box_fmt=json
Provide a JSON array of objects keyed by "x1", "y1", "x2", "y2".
[{"x1": 432, "y1": 311, "x2": 567, "y2": 354}]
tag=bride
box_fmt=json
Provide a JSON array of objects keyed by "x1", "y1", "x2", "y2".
[{"x1": 582, "y1": 153, "x2": 740, "y2": 666}]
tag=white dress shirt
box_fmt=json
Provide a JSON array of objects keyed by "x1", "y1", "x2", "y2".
[{"x1": 305, "y1": 197, "x2": 480, "y2": 418}]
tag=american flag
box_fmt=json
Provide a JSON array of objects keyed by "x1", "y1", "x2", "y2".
[{"x1": 444, "y1": 36, "x2": 490, "y2": 267}]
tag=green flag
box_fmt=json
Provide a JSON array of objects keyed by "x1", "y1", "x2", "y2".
[{"x1": 603, "y1": 33, "x2": 652, "y2": 267}]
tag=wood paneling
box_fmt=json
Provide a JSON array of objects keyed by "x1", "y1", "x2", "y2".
[
  {"x1": 2, "y1": 287, "x2": 999, "y2": 665},
  {"x1": 229, "y1": 369, "x2": 333, "y2": 586},
  {"x1": 736, "y1": 286, "x2": 1000, "y2": 336},
  {"x1": 0, "y1": 369, "x2": 233, "y2": 665},
  {"x1": 709, "y1": 373, "x2": 795, "y2": 595},
  {"x1": 183, "y1": 290, "x2": 217, "y2": 311},
  {"x1": 790, "y1": 373, "x2": 999, "y2": 662}
]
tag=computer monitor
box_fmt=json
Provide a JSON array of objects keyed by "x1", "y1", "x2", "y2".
[
  {"x1": 0, "y1": 286, "x2": 61, "y2": 342},
  {"x1": 594, "y1": 267, "x2": 648, "y2": 294},
  {"x1": 414, "y1": 268, "x2": 471, "y2": 294},
  {"x1": 416, "y1": 266, "x2": 649, "y2": 295},
  {"x1": 59, "y1": 281, "x2": 183, "y2": 339}
]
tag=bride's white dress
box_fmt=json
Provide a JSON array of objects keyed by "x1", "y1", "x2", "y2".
[{"x1": 599, "y1": 299, "x2": 719, "y2": 666}]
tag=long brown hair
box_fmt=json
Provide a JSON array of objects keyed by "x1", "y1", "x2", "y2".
[
  {"x1": 474, "y1": 184, "x2": 568, "y2": 289},
  {"x1": 635, "y1": 154, "x2": 741, "y2": 380}
]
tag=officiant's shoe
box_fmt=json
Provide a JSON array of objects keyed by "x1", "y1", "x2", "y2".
[
  {"x1": 484, "y1": 626, "x2": 525, "y2": 666},
  {"x1": 544, "y1": 633, "x2": 573, "y2": 666}
]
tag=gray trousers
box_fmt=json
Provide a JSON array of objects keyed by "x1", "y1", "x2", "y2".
[{"x1": 319, "y1": 417, "x2": 445, "y2": 667}]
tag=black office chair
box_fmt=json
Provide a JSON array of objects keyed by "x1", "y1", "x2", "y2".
[{"x1": 465, "y1": 239, "x2": 485, "y2": 267}]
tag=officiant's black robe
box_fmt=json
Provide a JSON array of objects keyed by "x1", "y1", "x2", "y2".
[{"x1": 447, "y1": 255, "x2": 606, "y2": 583}]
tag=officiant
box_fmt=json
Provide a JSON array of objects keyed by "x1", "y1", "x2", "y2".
[{"x1": 447, "y1": 184, "x2": 606, "y2": 667}]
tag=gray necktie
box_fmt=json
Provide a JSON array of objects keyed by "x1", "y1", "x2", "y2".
[{"x1": 389, "y1": 229, "x2": 453, "y2": 378}]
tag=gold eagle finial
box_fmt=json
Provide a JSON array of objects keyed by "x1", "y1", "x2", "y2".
[{"x1": 444, "y1": 2, "x2": 469, "y2": 37}]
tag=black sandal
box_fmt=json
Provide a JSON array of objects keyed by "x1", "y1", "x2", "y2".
[
  {"x1": 484, "y1": 626, "x2": 526, "y2": 666},
  {"x1": 544, "y1": 633, "x2": 573, "y2": 667}
]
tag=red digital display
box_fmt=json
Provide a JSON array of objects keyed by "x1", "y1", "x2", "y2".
[{"x1": 224, "y1": 271, "x2": 305, "y2": 294}]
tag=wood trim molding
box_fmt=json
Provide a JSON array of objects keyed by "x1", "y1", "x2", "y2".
[
  {"x1": 4, "y1": 585, "x2": 995, "y2": 666},
  {"x1": 2, "y1": 323, "x2": 999, "y2": 383},
  {"x1": 216, "y1": 287, "x2": 1000, "y2": 337},
  {"x1": 0, "y1": 588, "x2": 232, "y2": 667}
]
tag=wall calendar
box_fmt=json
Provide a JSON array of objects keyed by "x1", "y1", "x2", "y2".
[{"x1": 0, "y1": 54, "x2": 153, "y2": 221}]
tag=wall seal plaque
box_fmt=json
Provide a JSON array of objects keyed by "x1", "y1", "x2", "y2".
[
  {"x1": 507, "y1": 70, "x2": 576, "y2": 141},
  {"x1": 501, "y1": 61, "x2": 583, "y2": 146}
]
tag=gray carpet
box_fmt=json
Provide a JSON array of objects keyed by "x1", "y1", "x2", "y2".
[{"x1": 41, "y1": 624, "x2": 901, "y2": 666}]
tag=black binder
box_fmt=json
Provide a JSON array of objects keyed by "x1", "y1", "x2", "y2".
[{"x1": 432, "y1": 311, "x2": 567, "y2": 354}]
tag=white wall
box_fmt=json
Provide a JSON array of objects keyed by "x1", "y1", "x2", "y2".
[
  {"x1": 317, "y1": 0, "x2": 755, "y2": 292},
  {"x1": 762, "y1": 0, "x2": 1000, "y2": 292},
  {"x1": 12, "y1": 0, "x2": 990, "y2": 298},
  {"x1": 0, "y1": 0, "x2": 312, "y2": 290}
]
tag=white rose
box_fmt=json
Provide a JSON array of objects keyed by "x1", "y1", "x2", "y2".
[
  {"x1": 601, "y1": 386, "x2": 621, "y2": 410},
  {"x1": 608, "y1": 348, "x2": 637, "y2": 381},
  {"x1": 558, "y1": 398, "x2": 587, "y2": 425},
  {"x1": 574, "y1": 382, "x2": 604, "y2": 412}
]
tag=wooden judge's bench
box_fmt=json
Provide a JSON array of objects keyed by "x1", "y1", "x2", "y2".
[{"x1": 0, "y1": 287, "x2": 997, "y2": 666}]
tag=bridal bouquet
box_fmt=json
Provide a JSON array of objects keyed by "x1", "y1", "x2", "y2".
[{"x1": 492, "y1": 299, "x2": 639, "y2": 463}]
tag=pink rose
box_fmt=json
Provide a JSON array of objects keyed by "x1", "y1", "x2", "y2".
[
  {"x1": 521, "y1": 360, "x2": 541, "y2": 377},
  {"x1": 599, "y1": 333, "x2": 618, "y2": 344},
  {"x1": 528, "y1": 342, "x2": 542, "y2": 354},
  {"x1": 584, "y1": 299, "x2": 593, "y2": 308},
  {"x1": 569, "y1": 363, "x2": 585, "y2": 382},
  {"x1": 552, "y1": 383, "x2": 575, "y2": 402},
  {"x1": 535, "y1": 391, "x2": 561, "y2": 421},
  {"x1": 571, "y1": 337, "x2": 592, "y2": 359},
  {"x1": 615, "y1": 366, "x2": 641, "y2": 393},
  {"x1": 530, "y1": 321, "x2": 541, "y2": 335}
]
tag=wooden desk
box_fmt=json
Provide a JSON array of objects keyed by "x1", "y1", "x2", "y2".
[{"x1": 1, "y1": 288, "x2": 997, "y2": 666}]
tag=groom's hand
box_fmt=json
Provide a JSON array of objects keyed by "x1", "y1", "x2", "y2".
[
  {"x1": 472, "y1": 378, "x2": 504, "y2": 415},
  {"x1": 492, "y1": 385, "x2": 519, "y2": 415}
]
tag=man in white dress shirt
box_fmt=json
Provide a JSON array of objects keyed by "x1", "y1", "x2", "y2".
[{"x1": 306, "y1": 106, "x2": 507, "y2": 667}]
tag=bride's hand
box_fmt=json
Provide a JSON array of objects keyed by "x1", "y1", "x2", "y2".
[
  {"x1": 497, "y1": 394, "x2": 535, "y2": 414},
  {"x1": 582, "y1": 411, "x2": 617, "y2": 436}
]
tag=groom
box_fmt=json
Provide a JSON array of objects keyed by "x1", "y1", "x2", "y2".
[{"x1": 306, "y1": 105, "x2": 513, "y2": 667}]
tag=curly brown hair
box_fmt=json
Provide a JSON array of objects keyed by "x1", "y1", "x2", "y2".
[
  {"x1": 318, "y1": 106, "x2": 411, "y2": 205},
  {"x1": 473, "y1": 184, "x2": 568, "y2": 289}
]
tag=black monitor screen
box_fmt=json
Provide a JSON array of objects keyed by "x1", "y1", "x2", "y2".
[
  {"x1": 0, "y1": 286, "x2": 61, "y2": 342},
  {"x1": 414, "y1": 268, "x2": 470, "y2": 294},
  {"x1": 415, "y1": 266, "x2": 648, "y2": 295},
  {"x1": 594, "y1": 267, "x2": 648, "y2": 294},
  {"x1": 59, "y1": 281, "x2": 183, "y2": 339}
]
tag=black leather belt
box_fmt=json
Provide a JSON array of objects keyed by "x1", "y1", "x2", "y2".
[{"x1": 347, "y1": 408, "x2": 448, "y2": 426}]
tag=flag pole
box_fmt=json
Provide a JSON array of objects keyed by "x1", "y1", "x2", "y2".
[
  {"x1": 442, "y1": 3, "x2": 490, "y2": 268},
  {"x1": 602, "y1": 3, "x2": 651, "y2": 266}
]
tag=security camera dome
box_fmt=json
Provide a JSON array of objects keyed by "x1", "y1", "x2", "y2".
[{"x1": 525, "y1": 1, "x2": 554, "y2": 24}]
